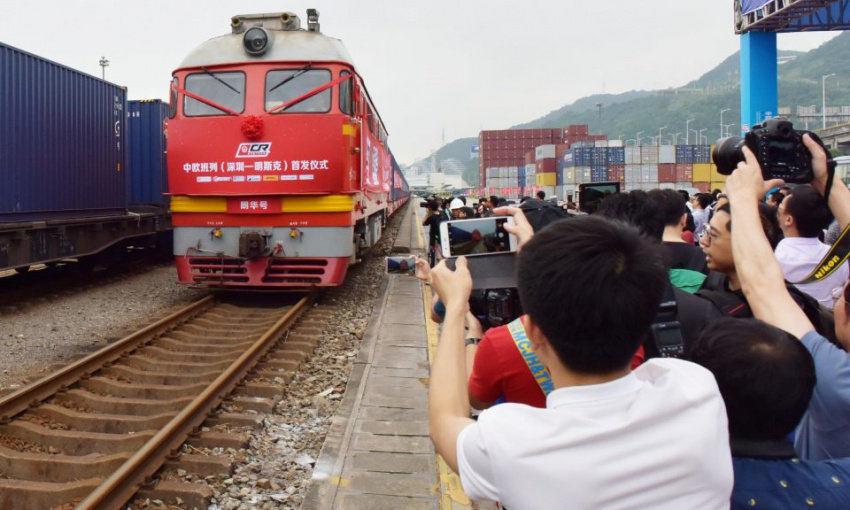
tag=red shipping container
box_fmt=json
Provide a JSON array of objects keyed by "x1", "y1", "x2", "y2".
[
  {"x1": 556, "y1": 144, "x2": 570, "y2": 158},
  {"x1": 658, "y1": 164, "x2": 677, "y2": 183},
  {"x1": 608, "y1": 164, "x2": 625, "y2": 182},
  {"x1": 675, "y1": 164, "x2": 693, "y2": 182},
  {"x1": 536, "y1": 158, "x2": 557, "y2": 173},
  {"x1": 567, "y1": 124, "x2": 589, "y2": 136},
  {"x1": 693, "y1": 182, "x2": 710, "y2": 193}
]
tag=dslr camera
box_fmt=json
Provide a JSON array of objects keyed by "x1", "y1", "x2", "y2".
[
  {"x1": 469, "y1": 288, "x2": 522, "y2": 331},
  {"x1": 712, "y1": 118, "x2": 830, "y2": 183}
]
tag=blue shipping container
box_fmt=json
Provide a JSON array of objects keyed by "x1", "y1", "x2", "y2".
[
  {"x1": 591, "y1": 168, "x2": 607, "y2": 182},
  {"x1": 128, "y1": 100, "x2": 169, "y2": 206},
  {"x1": 608, "y1": 147, "x2": 625, "y2": 165},
  {"x1": 0, "y1": 42, "x2": 127, "y2": 222}
]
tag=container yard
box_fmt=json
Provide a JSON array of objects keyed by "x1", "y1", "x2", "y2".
[{"x1": 479, "y1": 124, "x2": 724, "y2": 200}]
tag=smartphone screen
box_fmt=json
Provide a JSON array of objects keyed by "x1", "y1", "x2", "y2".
[
  {"x1": 387, "y1": 256, "x2": 416, "y2": 275},
  {"x1": 579, "y1": 182, "x2": 620, "y2": 214},
  {"x1": 446, "y1": 217, "x2": 512, "y2": 257}
]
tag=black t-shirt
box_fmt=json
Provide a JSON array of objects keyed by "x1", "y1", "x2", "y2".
[
  {"x1": 423, "y1": 213, "x2": 442, "y2": 245},
  {"x1": 642, "y1": 283, "x2": 722, "y2": 360},
  {"x1": 663, "y1": 241, "x2": 708, "y2": 273}
]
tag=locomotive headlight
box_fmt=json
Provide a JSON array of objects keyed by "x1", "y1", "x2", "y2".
[{"x1": 243, "y1": 27, "x2": 271, "y2": 56}]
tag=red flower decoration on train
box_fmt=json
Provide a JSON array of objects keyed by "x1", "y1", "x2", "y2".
[{"x1": 241, "y1": 115, "x2": 264, "y2": 140}]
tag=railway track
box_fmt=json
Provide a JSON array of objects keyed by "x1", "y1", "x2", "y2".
[{"x1": 0, "y1": 292, "x2": 329, "y2": 509}]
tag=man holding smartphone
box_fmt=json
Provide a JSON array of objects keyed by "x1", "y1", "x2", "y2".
[{"x1": 427, "y1": 214, "x2": 732, "y2": 508}]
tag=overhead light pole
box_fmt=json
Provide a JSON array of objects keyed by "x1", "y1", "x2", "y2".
[
  {"x1": 823, "y1": 73, "x2": 836, "y2": 129},
  {"x1": 723, "y1": 123, "x2": 735, "y2": 137},
  {"x1": 671, "y1": 132, "x2": 682, "y2": 144},
  {"x1": 658, "y1": 126, "x2": 667, "y2": 146},
  {"x1": 636, "y1": 131, "x2": 644, "y2": 146},
  {"x1": 99, "y1": 56, "x2": 110, "y2": 80},
  {"x1": 698, "y1": 128, "x2": 707, "y2": 146},
  {"x1": 685, "y1": 118, "x2": 695, "y2": 144},
  {"x1": 720, "y1": 108, "x2": 730, "y2": 139}
]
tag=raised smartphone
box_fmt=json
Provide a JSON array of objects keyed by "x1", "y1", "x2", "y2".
[
  {"x1": 386, "y1": 256, "x2": 416, "y2": 275},
  {"x1": 439, "y1": 217, "x2": 517, "y2": 259}
]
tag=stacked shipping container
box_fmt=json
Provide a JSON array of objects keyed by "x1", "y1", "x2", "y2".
[{"x1": 480, "y1": 123, "x2": 730, "y2": 199}]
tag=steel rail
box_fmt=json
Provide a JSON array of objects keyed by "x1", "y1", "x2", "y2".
[
  {"x1": 77, "y1": 295, "x2": 312, "y2": 510},
  {"x1": 0, "y1": 295, "x2": 216, "y2": 422}
]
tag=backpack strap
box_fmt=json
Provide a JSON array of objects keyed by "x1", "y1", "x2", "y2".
[{"x1": 507, "y1": 318, "x2": 554, "y2": 396}]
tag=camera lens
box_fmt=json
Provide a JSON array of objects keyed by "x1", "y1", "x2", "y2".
[
  {"x1": 243, "y1": 27, "x2": 270, "y2": 55},
  {"x1": 712, "y1": 136, "x2": 747, "y2": 176}
]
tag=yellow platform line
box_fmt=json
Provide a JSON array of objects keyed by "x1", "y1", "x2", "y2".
[{"x1": 415, "y1": 206, "x2": 472, "y2": 510}]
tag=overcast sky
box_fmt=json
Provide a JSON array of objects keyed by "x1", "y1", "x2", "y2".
[{"x1": 0, "y1": 1, "x2": 838, "y2": 164}]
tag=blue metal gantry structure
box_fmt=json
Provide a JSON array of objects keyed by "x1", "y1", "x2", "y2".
[{"x1": 737, "y1": 0, "x2": 850, "y2": 133}]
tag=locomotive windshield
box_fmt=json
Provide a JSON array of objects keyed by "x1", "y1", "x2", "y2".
[
  {"x1": 184, "y1": 71, "x2": 245, "y2": 116},
  {"x1": 265, "y1": 68, "x2": 331, "y2": 113}
]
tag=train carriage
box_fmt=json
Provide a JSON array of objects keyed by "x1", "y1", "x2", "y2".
[{"x1": 167, "y1": 10, "x2": 407, "y2": 288}]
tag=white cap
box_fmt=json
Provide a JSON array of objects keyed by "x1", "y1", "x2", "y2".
[{"x1": 449, "y1": 198, "x2": 464, "y2": 210}]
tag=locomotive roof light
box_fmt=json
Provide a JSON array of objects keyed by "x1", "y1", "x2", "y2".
[
  {"x1": 243, "y1": 26, "x2": 271, "y2": 56},
  {"x1": 307, "y1": 9, "x2": 320, "y2": 32}
]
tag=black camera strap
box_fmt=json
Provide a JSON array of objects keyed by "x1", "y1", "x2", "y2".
[
  {"x1": 649, "y1": 284, "x2": 685, "y2": 359},
  {"x1": 792, "y1": 220, "x2": 850, "y2": 285}
]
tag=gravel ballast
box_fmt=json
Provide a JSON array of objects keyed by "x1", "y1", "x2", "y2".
[{"x1": 0, "y1": 265, "x2": 207, "y2": 392}]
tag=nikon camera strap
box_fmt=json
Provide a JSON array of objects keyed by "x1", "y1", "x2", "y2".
[
  {"x1": 507, "y1": 318, "x2": 554, "y2": 396},
  {"x1": 792, "y1": 221, "x2": 850, "y2": 285}
]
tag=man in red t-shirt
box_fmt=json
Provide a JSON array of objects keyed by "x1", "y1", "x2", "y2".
[{"x1": 467, "y1": 317, "x2": 645, "y2": 409}]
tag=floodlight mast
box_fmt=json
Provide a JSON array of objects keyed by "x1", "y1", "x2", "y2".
[{"x1": 99, "y1": 56, "x2": 109, "y2": 80}]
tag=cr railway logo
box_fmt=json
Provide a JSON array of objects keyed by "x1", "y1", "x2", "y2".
[{"x1": 236, "y1": 142, "x2": 272, "y2": 158}]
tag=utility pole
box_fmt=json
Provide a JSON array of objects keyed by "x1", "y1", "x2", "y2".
[
  {"x1": 685, "y1": 118, "x2": 695, "y2": 145},
  {"x1": 595, "y1": 102, "x2": 604, "y2": 131},
  {"x1": 720, "y1": 108, "x2": 730, "y2": 139},
  {"x1": 823, "y1": 74, "x2": 836, "y2": 129}
]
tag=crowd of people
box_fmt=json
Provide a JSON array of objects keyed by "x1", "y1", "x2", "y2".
[{"x1": 418, "y1": 135, "x2": 850, "y2": 509}]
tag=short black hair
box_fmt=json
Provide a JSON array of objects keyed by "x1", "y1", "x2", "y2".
[
  {"x1": 716, "y1": 202, "x2": 782, "y2": 249},
  {"x1": 689, "y1": 319, "x2": 816, "y2": 441},
  {"x1": 517, "y1": 216, "x2": 667, "y2": 374},
  {"x1": 696, "y1": 193, "x2": 712, "y2": 209},
  {"x1": 595, "y1": 190, "x2": 664, "y2": 241},
  {"x1": 785, "y1": 184, "x2": 833, "y2": 238},
  {"x1": 536, "y1": 190, "x2": 546, "y2": 199},
  {"x1": 457, "y1": 196, "x2": 467, "y2": 205},
  {"x1": 489, "y1": 195, "x2": 499, "y2": 205},
  {"x1": 649, "y1": 189, "x2": 688, "y2": 227},
  {"x1": 677, "y1": 189, "x2": 690, "y2": 201}
]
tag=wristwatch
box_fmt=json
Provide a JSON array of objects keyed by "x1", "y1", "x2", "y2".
[{"x1": 465, "y1": 337, "x2": 481, "y2": 347}]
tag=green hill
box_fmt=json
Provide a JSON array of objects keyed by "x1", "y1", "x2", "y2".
[{"x1": 413, "y1": 32, "x2": 850, "y2": 187}]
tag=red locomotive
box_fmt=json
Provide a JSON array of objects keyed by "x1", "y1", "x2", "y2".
[{"x1": 167, "y1": 10, "x2": 408, "y2": 288}]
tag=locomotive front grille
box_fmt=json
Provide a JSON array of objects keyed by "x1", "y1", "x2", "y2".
[
  {"x1": 263, "y1": 258, "x2": 328, "y2": 284},
  {"x1": 188, "y1": 256, "x2": 250, "y2": 283}
]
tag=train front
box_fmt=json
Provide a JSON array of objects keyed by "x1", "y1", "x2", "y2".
[{"x1": 167, "y1": 11, "x2": 372, "y2": 289}]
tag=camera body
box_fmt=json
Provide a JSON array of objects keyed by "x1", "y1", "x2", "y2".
[
  {"x1": 469, "y1": 288, "x2": 523, "y2": 331},
  {"x1": 712, "y1": 118, "x2": 828, "y2": 183}
]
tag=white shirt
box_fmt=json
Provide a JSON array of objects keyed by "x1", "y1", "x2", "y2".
[
  {"x1": 457, "y1": 359, "x2": 733, "y2": 510},
  {"x1": 692, "y1": 208, "x2": 708, "y2": 240},
  {"x1": 775, "y1": 236, "x2": 849, "y2": 309}
]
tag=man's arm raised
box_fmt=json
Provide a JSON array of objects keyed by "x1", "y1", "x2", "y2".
[
  {"x1": 428, "y1": 257, "x2": 476, "y2": 473},
  {"x1": 726, "y1": 147, "x2": 813, "y2": 339}
]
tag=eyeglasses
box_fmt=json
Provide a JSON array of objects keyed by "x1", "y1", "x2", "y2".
[
  {"x1": 832, "y1": 285, "x2": 849, "y2": 311},
  {"x1": 832, "y1": 287, "x2": 843, "y2": 308},
  {"x1": 700, "y1": 229, "x2": 723, "y2": 246}
]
